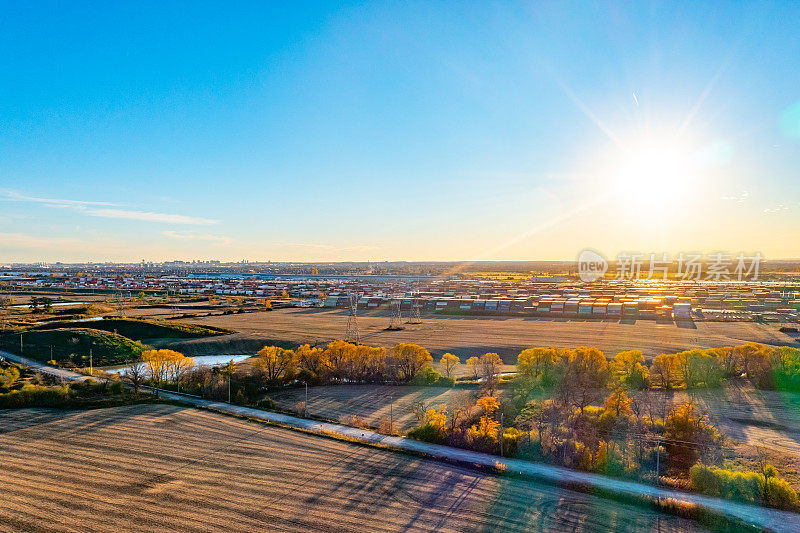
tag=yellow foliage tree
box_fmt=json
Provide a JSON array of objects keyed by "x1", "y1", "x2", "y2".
[
  {"x1": 603, "y1": 387, "x2": 633, "y2": 417},
  {"x1": 466, "y1": 356, "x2": 480, "y2": 379},
  {"x1": 611, "y1": 350, "x2": 649, "y2": 388},
  {"x1": 439, "y1": 352, "x2": 460, "y2": 379},
  {"x1": 468, "y1": 416, "x2": 500, "y2": 441},
  {"x1": 517, "y1": 347, "x2": 561, "y2": 384},
  {"x1": 650, "y1": 353, "x2": 680, "y2": 389},
  {"x1": 387, "y1": 343, "x2": 432, "y2": 381},
  {"x1": 477, "y1": 395, "x2": 500, "y2": 414},
  {"x1": 254, "y1": 345, "x2": 296, "y2": 381}
]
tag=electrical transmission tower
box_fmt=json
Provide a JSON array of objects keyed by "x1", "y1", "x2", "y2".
[
  {"x1": 388, "y1": 300, "x2": 403, "y2": 330},
  {"x1": 167, "y1": 282, "x2": 180, "y2": 318},
  {"x1": 345, "y1": 293, "x2": 360, "y2": 343},
  {"x1": 115, "y1": 291, "x2": 126, "y2": 317},
  {"x1": 406, "y1": 299, "x2": 422, "y2": 324}
]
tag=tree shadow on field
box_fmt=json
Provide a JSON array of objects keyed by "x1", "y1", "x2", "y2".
[
  {"x1": 675, "y1": 319, "x2": 697, "y2": 329},
  {"x1": 0, "y1": 402, "x2": 182, "y2": 447},
  {"x1": 297, "y1": 450, "x2": 485, "y2": 531}
]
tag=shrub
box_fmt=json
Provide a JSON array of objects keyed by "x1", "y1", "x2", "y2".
[
  {"x1": 501, "y1": 427, "x2": 525, "y2": 456},
  {"x1": 408, "y1": 422, "x2": 446, "y2": 443},
  {"x1": 256, "y1": 397, "x2": 276, "y2": 410},
  {"x1": 690, "y1": 463, "x2": 799, "y2": 510},
  {"x1": 0, "y1": 384, "x2": 70, "y2": 409}
]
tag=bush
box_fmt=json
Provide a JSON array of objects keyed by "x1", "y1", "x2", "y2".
[
  {"x1": 501, "y1": 427, "x2": 525, "y2": 456},
  {"x1": 412, "y1": 367, "x2": 453, "y2": 387},
  {"x1": 0, "y1": 384, "x2": 70, "y2": 409},
  {"x1": 407, "y1": 422, "x2": 446, "y2": 444},
  {"x1": 256, "y1": 397, "x2": 276, "y2": 410},
  {"x1": 690, "y1": 463, "x2": 799, "y2": 510}
]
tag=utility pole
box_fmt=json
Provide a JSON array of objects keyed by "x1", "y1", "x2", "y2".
[
  {"x1": 228, "y1": 375, "x2": 231, "y2": 403},
  {"x1": 655, "y1": 436, "x2": 661, "y2": 484},
  {"x1": 390, "y1": 393, "x2": 394, "y2": 432},
  {"x1": 500, "y1": 412, "x2": 504, "y2": 458},
  {"x1": 304, "y1": 381, "x2": 308, "y2": 417},
  {"x1": 20, "y1": 334, "x2": 23, "y2": 354},
  {"x1": 89, "y1": 348, "x2": 93, "y2": 376}
]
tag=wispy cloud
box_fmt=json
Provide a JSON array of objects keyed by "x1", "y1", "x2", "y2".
[
  {"x1": 0, "y1": 189, "x2": 117, "y2": 207},
  {"x1": 763, "y1": 204, "x2": 789, "y2": 214},
  {"x1": 162, "y1": 231, "x2": 231, "y2": 245},
  {"x1": 91, "y1": 208, "x2": 217, "y2": 225},
  {"x1": 1, "y1": 189, "x2": 217, "y2": 225},
  {"x1": 722, "y1": 191, "x2": 749, "y2": 204}
]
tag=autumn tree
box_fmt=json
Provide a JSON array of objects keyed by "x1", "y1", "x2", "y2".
[
  {"x1": 439, "y1": 352, "x2": 460, "y2": 379},
  {"x1": 710, "y1": 346, "x2": 737, "y2": 378},
  {"x1": 387, "y1": 343, "x2": 432, "y2": 382},
  {"x1": 734, "y1": 343, "x2": 777, "y2": 388},
  {"x1": 254, "y1": 345, "x2": 296, "y2": 381},
  {"x1": 167, "y1": 354, "x2": 195, "y2": 393},
  {"x1": 649, "y1": 353, "x2": 680, "y2": 389},
  {"x1": 664, "y1": 401, "x2": 724, "y2": 473},
  {"x1": 295, "y1": 344, "x2": 328, "y2": 381},
  {"x1": 466, "y1": 356, "x2": 480, "y2": 379},
  {"x1": 478, "y1": 352, "x2": 503, "y2": 394},
  {"x1": 559, "y1": 346, "x2": 609, "y2": 412},
  {"x1": 678, "y1": 349, "x2": 723, "y2": 388},
  {"x1": 517, "y1": 347, "x2": 562, "y2": 386},
  {"x1": 142, "y1": 349, "x2": 182, "y2": 396},
  {"x1": 610, "y1": 350, "x2": 648, "y2": 389},
  {"x1": 603, "y1": 387, "x2": 633, "y2": 417},
  {"x1": 0, "y1": 365, "x2": 20, "y2": 389},
  {"x1": 468, "y1": 396, "x2": 501, "y2": 444}
]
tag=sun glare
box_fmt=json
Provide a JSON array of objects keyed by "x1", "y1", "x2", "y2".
[{"x1": 611, "y1": 140, "x2": 693, "y2": 211}]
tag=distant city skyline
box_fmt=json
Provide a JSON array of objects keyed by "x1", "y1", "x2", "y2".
[{"x1": 2, "y1": 1, "x2": 800, "y2": 262}]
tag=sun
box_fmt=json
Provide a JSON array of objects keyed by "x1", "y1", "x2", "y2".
[{"x1": 611, "y1": 139, "x2": 694, "y2": 210}]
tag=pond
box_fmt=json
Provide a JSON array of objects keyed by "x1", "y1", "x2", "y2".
[
  {"x1": 104, "y1": 354, "x2": 251, "y2": 375},
  {"x1": 12, "y1": 301, "x2": 89, "y2": 309}
]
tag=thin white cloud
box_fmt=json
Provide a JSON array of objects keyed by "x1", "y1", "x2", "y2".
[
  {"x1": 721, "y1": 191, "x2": 749, "y2": 204},
  {"x1": 0, "y1": 189, "x2": 118, "y2": 207},
  {"x1": 90, "y1": 208, "x2": 217, "y2": 225},
  {"x1": 763, "y1": 204, "x2": 789, "y2": 214},
  {"x1": 2, "y1": 189, "x2": 217, "y2": 225},
  {"x1": 162, "y1": 231, "x2": 232, "y2": 245}
]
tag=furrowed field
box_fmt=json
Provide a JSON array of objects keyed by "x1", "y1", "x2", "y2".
[{"x1": 0, "y1": 404, "x2": 705, "y2": 532}]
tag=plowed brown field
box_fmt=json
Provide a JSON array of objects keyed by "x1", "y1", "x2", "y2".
[{"x1": 0, "y1": 404, "x2": 705, "y2": 532}]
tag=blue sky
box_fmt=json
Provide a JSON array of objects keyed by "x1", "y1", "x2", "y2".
[{"x1": 1, "y1": 1, "x2": 799, "y2": 262}]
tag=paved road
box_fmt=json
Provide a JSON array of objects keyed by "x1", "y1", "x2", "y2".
[{"x1": 3, "y1": 350, "x2": 800, "y2": 532}]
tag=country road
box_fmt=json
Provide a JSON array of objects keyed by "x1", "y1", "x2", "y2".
[{"x1": 3, "y1": 350, "x2": 800, "y2": 532}]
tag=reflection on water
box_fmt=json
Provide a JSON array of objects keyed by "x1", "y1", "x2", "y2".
[{"x1": 105, "y1": 354, "x2": 250, "y2": 374}]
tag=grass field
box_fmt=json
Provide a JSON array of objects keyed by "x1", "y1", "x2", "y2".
[
  {"x1": 0, "y1": 404, "x2": 707, "y2": 532},
  {"x1": 0, "y1": 328, "x2": 145, "y2": 367},
  {"x1": 170, "y1": 307, "x2": 797, "y2": 361},
  {"x1": 32, "y1": 318, "x2": 231, "y2": 343}
]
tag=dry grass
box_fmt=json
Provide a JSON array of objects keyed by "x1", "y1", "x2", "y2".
[
  {"x1": 166, "y1": 307, "x2": 796, "y2": 361},
  {"x1": 0, "y1": 404, "x2": 704, "y2": 532}
]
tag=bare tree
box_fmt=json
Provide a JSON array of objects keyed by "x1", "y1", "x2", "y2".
[
  {"x1": 122, "y1": 358, "x2": 147, "y2": 395},
  {"x1": 408, "y1": 398, "x2": 427, "y2": 423}
]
